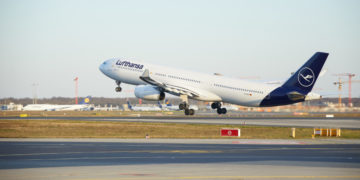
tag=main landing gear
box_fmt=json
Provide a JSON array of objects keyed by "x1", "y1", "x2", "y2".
[
  {"x1": 179, "y1": 102, "x2": 195, "y2": 116},
  {"x1": 211, "y1": 102, "x2": 227, "y2": 115},
  {"x1": 115, "y1": 81, "x2": 122, "y2": 92},
  {"x1": 179, "y1": 95, "x2": 195, "y2": 116}
]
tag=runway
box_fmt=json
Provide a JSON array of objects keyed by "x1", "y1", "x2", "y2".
[
  {"x1": 2, "y1": 116, "x2": 360, "y2": 129},
  {"x1": 1, "y1": 139, "x2": 360, "y2": 180}
]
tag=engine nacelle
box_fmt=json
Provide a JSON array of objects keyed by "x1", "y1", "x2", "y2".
[{"x1": 134, "y1": 85, "x2": 165, "y2": 101}]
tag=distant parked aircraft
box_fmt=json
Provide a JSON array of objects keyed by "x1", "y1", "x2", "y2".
[
  {"x1": 23, "y1": 96, "x2": 92, "y2": 111},
  {"x1": 126, "y1": 101, "x2": 162, "y2": 111}
]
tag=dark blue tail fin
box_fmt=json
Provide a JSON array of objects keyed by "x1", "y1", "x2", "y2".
[
  {"x1": 80, "y1": 96, "x2": 91, "y2": 104},
  {"x1": 157, "y1": 101, "x2": 163, "y2": 109},
  {"x1": 165, "y1": 99, "x2": 172, "y2": 106},
  {"x1": 282, "y1": 52, "x2": 328, "y2": 94},
  {"x1": 260, "y1": 52, "x2": 328, "y2": 107},
  {"x1": 127, "y1": 101, "x2": 133, "y2": 110}
]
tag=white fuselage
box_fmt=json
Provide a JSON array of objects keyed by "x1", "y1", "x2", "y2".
[{"x1": 100, "y1": 59, "x2": 277, "y2": 107}]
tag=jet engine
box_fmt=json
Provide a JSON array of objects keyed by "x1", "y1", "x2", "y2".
[{"x1": 134, "y1": 85, "x2": 165, "y2": 101}]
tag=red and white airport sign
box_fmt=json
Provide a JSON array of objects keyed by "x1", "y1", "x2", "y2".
[{"x1": 220, "y1": 128, "x2": 241, "y2": 137}]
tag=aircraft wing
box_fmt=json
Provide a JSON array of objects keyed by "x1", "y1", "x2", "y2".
[
  {"x1": 140, "y1": 69, "x2": 221, "y2": 101},
  {"x1": 140, "y1": 69, "x2": 200, "y2": 98}
]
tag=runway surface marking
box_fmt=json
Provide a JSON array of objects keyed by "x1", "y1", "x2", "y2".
[
  {"x1": 7, "y1": 172, "x2": 360, "y2": 180},
  {"x1": 0, "y1": 150, "x2": 222, "y2": 157},
  {"x1": 1, "y1": 141, "x2": 359, "y2": 180},
  {"x1": 1, "y1": 147, "x2": 357, "y2": 157},
  {"x1": 75, "y1": 175, "x2": 360, "y2": 180}
]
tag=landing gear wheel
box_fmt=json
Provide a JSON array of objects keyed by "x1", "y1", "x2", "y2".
[
  {"x1": 217, "y1": 108, "x2": 222, "y2": 114},
  {"x1": 115, "y1": 87, "x2": 122, "y2": 92},
  {"x1": 179, "y1": 102, "x2": 189, "y2": 110},
  {"x1": 189, "y1": 109, "x2": 195, "y2": 116},
  {"x1": 211, "y1": 102, "x2": 221, "y2": 109},
  {"x1": 184, "y1": 108, "x2": 195, "y2": 116},
  {"x1": 217, "y1": 108, "x2": 227, "y2": 115},
  {"x1": 185, "y1": 108, "x2": 190, "y2": 115},
  {"x1": 115, "y1": 81, "x2": 122, "y2": 92},
  {"x1": 179, "y1": 104, "x2": 185, "y2": 110}
]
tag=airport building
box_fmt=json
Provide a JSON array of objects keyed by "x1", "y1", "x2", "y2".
[{"x1": 1, "y1": 102, "x2": 23, "y2": 111}]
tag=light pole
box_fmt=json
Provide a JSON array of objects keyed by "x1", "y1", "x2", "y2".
[
  {"x1": 32, "y1": 83, "x2": 39, "y2": 104},
  {"x1": 74, "y1": 77, "x2": 78, "y2": 104}
]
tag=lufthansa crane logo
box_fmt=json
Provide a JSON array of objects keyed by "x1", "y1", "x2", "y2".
[
  {"x1": 84, "y1": 98, "x2": 90, "y2": 103},
  {"x1": 298, "y1": 67, "x2": 315, "y2": 87}
]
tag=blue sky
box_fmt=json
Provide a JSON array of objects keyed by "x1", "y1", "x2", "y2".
[{"x1": 0, "y1": 0, "x2": 359, "y2": 98}]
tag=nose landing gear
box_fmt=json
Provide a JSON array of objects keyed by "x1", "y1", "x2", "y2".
[{"x1": 115, "y1": 81, "x2": 122, "y2": 92}]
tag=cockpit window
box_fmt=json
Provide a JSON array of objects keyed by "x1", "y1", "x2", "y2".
[{"x1": 102, "y1": 62, "x2": 107, "y2": 65}]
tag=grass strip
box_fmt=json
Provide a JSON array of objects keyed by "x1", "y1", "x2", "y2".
[{"x1": 0, "y1": 120, "x2": 359, "y2": 139}]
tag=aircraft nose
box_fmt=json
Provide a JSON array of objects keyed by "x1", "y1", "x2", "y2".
[{"x1": 99, "y1": 61, "x2": 108, "y2": 73}]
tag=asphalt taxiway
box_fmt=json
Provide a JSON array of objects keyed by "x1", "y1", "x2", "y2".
[
  {"x1": 0, "y1": 139, "x2": 360, "y2": 180},
  {"x1": 2, "y1": 116, "x2": 360, "y2": 129}
]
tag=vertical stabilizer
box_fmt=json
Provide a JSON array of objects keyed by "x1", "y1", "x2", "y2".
[
  {"x1": 127, "y1": 101, "x2": 133, "y2": 110},
  {"x1": 282, "y1": 52, "x2": 329, "y2": 94},
  {"x1": 260, "y1": 52, "x2": 328, "y2": 107},
  {"x1": 80, "y1": 96, "x2": 91, "y2": 104}
]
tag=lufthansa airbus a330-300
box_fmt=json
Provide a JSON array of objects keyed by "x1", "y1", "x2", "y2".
[{"x1": 99, "y1": 52, "x2": 328, "y2": 115}]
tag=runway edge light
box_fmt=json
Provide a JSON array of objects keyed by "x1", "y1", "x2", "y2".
[{"x1": 291, "y1": 128, "x2": 296, "y2": 138}]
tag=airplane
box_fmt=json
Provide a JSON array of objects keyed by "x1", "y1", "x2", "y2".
[
  {"x1": 126, "y1": 101, "x2": 162, "y2": 111},
  {"x1": 55, "y1": 96, "x2": 93, "y2": 111},
  {"x1": 23, "y1": 96, "x2": 92, "y2": 111},
  {"x1": 99, "y1": 52, "x2": 328, "y2": 115},
  {"x1": 93, "y1": 105, "x2": 118, "y2": 111},
  {"x1": 22, "y1": 104, "x2": 59, "y2": 111}
]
